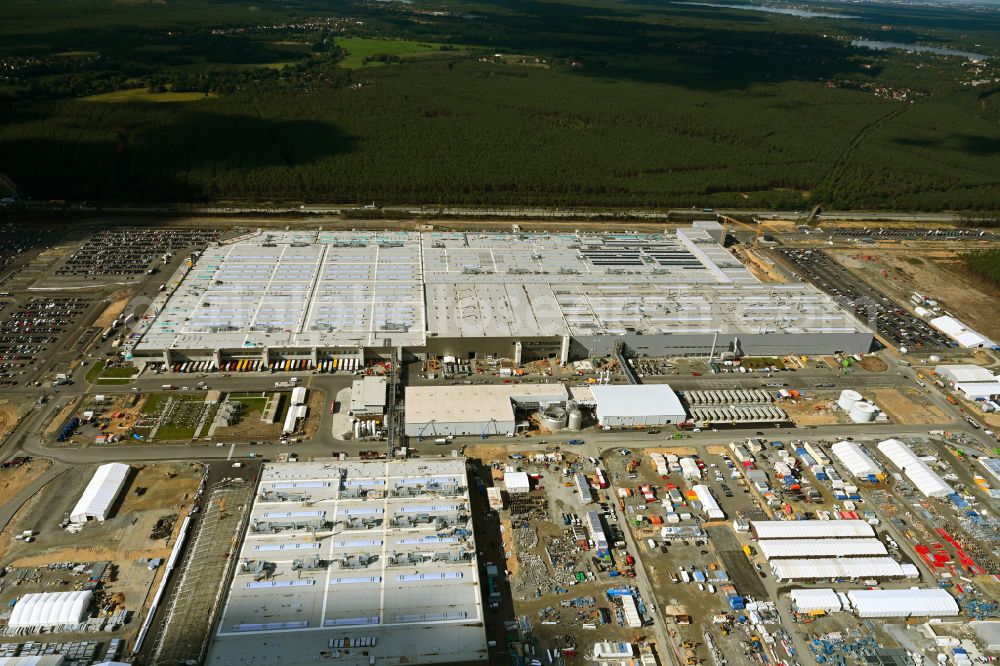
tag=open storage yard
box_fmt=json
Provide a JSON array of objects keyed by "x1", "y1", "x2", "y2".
[{"x1": 0, "y1": 461, "x2": 202, "y2": 658}]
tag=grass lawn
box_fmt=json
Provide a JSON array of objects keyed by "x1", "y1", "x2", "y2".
[
  {"x1": 85, "y1": 361, "x2": 105, "y2": 383},
  {"x1": 82, "y1": 89, "x2": 217, "y2": 103},
  {"x1": 103, "y1": 365, "x2": 139, "y2": 378},
  {"x1": 153, "y1": 423, "x2": 198, "y2": 440},
  {"x1": 96, "y1": 378, "x2": 136, "y2": 385},
  {"x1": 335, "y1": 37, "x2": 469, "y2": 69}
]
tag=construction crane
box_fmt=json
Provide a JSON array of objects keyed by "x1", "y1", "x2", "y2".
[
  {"x1": 417, "y1": 419, "x2": 437, "y2": 442},
  {"x1": 719, "y1": 215, "x2": 763, "y2": 248}
]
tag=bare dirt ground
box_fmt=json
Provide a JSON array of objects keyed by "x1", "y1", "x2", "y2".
[
  {"x1": 0, "y1": 397, "x2": 28, "y2": 443},
  {"x1": 860, "y1": 356, "x2": 888, "y2": 372},
  {"x1": 0, "y1": 458, "x2": 53, "y2": 504},
  {"x1": 784, "y1": 397, "x2": 850, "y2": 426},
  {"x1": 731, "y1": 246, "x2": 787, "y2": 283},
  {"x1": 302, "y1": 388, "x2": 326, "y2": 439},
  {"x1": 120, "y1": 462, "x2": 202, "y2": 513},
  {"x1": 870, "y1": 388, "x2": 950, "y2": 425},
  {"x1": 93, "y1": 293, "x2": 132, "y2": 328},
  {"x1": 830, "y1": 248, "x2": 1000, "y2": 340}
]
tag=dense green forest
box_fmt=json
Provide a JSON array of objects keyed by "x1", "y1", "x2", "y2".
[
  {"x1": 962, "y1": 250, "x2": 1000, "y2": 288},
  {"x1": 0, "y1": 0, "x2": 998, "y2": 209}
]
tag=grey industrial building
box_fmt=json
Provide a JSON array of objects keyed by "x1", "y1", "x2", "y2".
[
  {"x1": 207, "y1": 459, "x2": 486, "y2": 666},
  {"x1": 128, "y1": 223, "x2": 874, "y2": 368}
]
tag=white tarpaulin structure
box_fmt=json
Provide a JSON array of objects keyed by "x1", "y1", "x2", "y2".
[
  {"x1": 930, "y1": 316, "x2": 995, "y2": 349},
  {"x1": 751, "y1": 520, "x2": 874, "y2": 540},
  {"x1": 8, "y1": 591, "x2": 92, "y2": 628},
  {"x1": 771, "y1": 558, "x2": 904, "y2": 581},
  {"x1": 877, "y1": 439, "x2": 953, "y2": 498},
  {"x1": 504, "y1": 471, "x2": 530, "y2": 494},
  {"x1": 790, "y1": 588, "x2": 842, "y2": 613},
  {"x1": 847, "y1": 589, "x2": 959, "y2": 618},
  {"x1": 692, "y1": 485, "x2": 725, "y2": 520},
  {"x1": 70, "y1": 463, "x2": 129, "y2": 523},
  {"x1": 759, "y1": 538, "x2": 887, "y2": 560},
  {"x1": 831, "y1": 441, "x2": 881, "y2": 479}
]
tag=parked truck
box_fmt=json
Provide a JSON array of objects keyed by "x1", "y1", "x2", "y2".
[{"x1": 485, "y1": 563, "x2": 501, "y2": 610}]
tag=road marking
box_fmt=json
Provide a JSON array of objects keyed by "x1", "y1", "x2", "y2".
[{"x1": 227, "y1": 443, "x2": 236, "y2": 461}]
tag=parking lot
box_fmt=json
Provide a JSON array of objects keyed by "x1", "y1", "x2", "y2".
[
  {"x1": 830, "y1": 227, "x2": 1000, "y2": 242},
  {"x1": 55, "y1": 228, "x2": 220, "y2": 277},
  {"x1": 0, "y1": 223, "x2": 53, "y2": 276},
  {"x1": 0, "y1": 297, "x2": 95, "y2": 385},
  {"x1": 774, "y1": 248, "x2": 952, "y2": 349}
]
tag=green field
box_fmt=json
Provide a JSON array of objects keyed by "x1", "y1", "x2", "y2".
[
  {"x1": 335, "y1": 37, "x2": 466, "y2": 69},
  {"x1": 83, "y1": 89, "x2": 217, "y2": 103},
  {"x1": 0, "y1": 0, "x2": 998, "y2": 210}
]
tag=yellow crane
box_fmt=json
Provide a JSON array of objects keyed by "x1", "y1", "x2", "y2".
[{"x1": 719, "y1": 215, "x2": 763, "y2": 248}]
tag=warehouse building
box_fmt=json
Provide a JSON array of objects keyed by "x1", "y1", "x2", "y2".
[
  {"x1": 70, "y1": 463, "x2": 130, "y2": 524},
  {"x1": 404, "y1": 384, "x2": 568, "y2": 438},
  {"x1": 592, "y1": 385, "x2": 686, "y2": 428},
  {"x1": 350, "y1": 376, "x2": 386, "y2": 416},
  {"x1": 8, "y1": 591, "x2": 93, "y2": 629},
  {"x1": 750, "y1": 520, "x2": 875, "y2": 540},
  {"x1": 877, "y1": 439, "x2": 954, "y2": 498},
  {"x1": 207, "y1": 459, "x2": 486, "y2": 666},
  {"x1": 129, "y1": 227, "x2": 874, "y2": 368},
  {"x1": 759, "y1": 538, "x2": 888, "y2": 560},
  {"x1": 770, "y1": 558, "x2": 916, "y2": 581},
  {"x1": 846, "y1": 589, "x2": 959, "y2": 618}
]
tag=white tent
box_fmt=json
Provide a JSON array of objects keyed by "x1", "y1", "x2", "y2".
[
  {"x1": 759, "y1": 538, "x2": 887, "y2": 560},
  {"x1": 771, "y1": 558, "x2": 904, "y2": 581},
  {"x1": 790, "y1": 588, "x2": 842, "y2": 613},
  {"x1": 692, "y1": 485, "x2": 724, "y2": 520},
  {"x1": 831, "y1": 441, "x2": 880, "y2": 478},
  {"x1": 504, "y1": 471, "x2": 530, "y2": 494},
  {"x1": 751, "y1": 520, "x2": 874, "y2": 540},
  {"x1": 70, "y1": 463, "x2": 130, "y2": 523},
  {"x1": 8, "y1": 591, "x2": 92, "y2": 628},
  {"x1": 847, "y1": 589, "x2": 959, "y2": 618},
  {"x1": 877, "y1": 439, "x2": 953, "y2": 498},
  {"x1": 591, "y1": 385, "x2": 686, "y2": 427}
]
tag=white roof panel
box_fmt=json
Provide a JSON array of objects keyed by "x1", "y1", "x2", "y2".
[
  {"x1": 771, "y1": 558, "x2": 904, "y2": 580},
  {"x1": 789, "y1": 588, "x2": 842, "y2": 612},
  {"x1": 751, "y1": 520, "x2": 874, "y2": 540},
  {"x1": 70, "y1": 463, "x2": 130, "y2": 523},
  {"x1": 877, "y1": 439, "x2": 953, "y2": 498},
  {"x1": 831, "y1": 441, "x2": 881, "y2": 478},
  {"x1": 847, "y1": 589, "x2": 959, "y2": 617},
  {"x1": 759, "y1": 539, "x2": 887, "y2": 560},
  {"x1": 8, "y1": 591, "x2": 93, "y2": 628},
  {"x1": 591, "y1": 385, "x2": 685, "y2": 420}
]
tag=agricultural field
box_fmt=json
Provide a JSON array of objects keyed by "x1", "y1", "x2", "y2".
[{"x1": 0, "y1": 0, "x2": 998, "y2": 209}]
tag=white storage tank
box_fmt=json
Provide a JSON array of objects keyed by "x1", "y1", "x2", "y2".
[
  {"x1": 838, "y1": 389, "x2": 863, "y2": 411},
  {"x1": 540, "y1": 406, "x2": 568, "y2": 431},
  {"x1": 567, "y1": 409, "x2": 583, "y2": 431},
  {"x1": 849, "y1": 401, "x2": 877, "y2": 423}
]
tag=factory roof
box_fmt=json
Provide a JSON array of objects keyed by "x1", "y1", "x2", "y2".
[
  {"x1": 751, "y1": 520, "x2": 875, "y2": 540},
  {"x1": 209, "y1": 458, "x2": 486, "y2": 666},
  {"x1": 591, "y1": 384, "x2": 685, "y2": 419},
  {"x1": 351, "y1": 375, "x2": 387, "y2": 411},
  {"x1": 404, "y1": 384, "x2": 568, "y2": 426},
  {"x1": 134, "y1": 228, "x2": 869, "y2": 353},
  {"x1": 758, "y1": 538, "x2": 887, "y2": 560}
]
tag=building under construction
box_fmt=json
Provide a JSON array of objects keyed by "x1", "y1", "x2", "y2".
[{"x1": 206, "y1": 459, "x2": 487, "y2": 666}]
